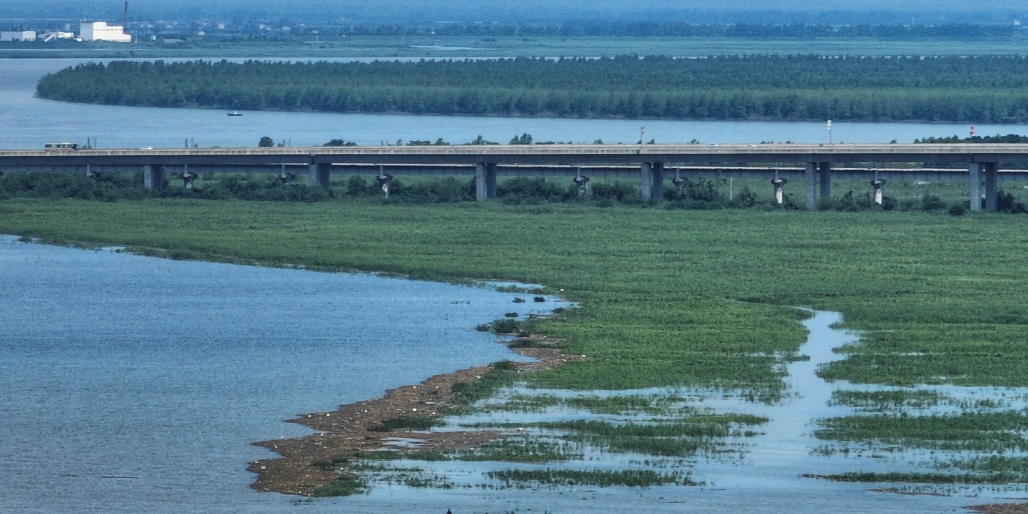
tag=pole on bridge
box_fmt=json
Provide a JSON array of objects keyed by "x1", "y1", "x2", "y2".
[
  {"x1": 968, "y1": 163, "x2": 982, "y2": 212},
  {"x1": 640, "y1": 162, "x2": 664, "y2": 202},
  {"x1": 308, "y1": 163, "x2": 331, "y2": 190},
  {"x1": 143, "y1": 164, "x2": 165, "y2": 190},
  {"x1": 475, "y1": 163, "x2": 496, "y2": 201}
]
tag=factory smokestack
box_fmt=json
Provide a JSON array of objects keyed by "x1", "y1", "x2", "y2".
[{"x1": 123, "y1": 1, "x2": 129, "y2": 36}]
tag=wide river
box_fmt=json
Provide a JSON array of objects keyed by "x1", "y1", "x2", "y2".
[
  {"x1": 1, "y1": 58, "x2": 1026, "y2": 150},
  {"x1": 4, "y1": 57, "x2": 1028, "y2": 513}
]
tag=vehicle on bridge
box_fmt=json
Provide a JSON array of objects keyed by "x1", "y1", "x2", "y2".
[{"x1": 43, "y1": 142, "x2": 79, "y2": 151}]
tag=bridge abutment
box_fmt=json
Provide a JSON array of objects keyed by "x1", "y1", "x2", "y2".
[
  {"x1": 143, "y1": 164, "x2": 165, "y2": 190},
  {"x1": 309, "y1": 163, "x2": 331, "y2": 190},
  {"x1": 641, "y1": 162, "x2": 664, "y2": 202},
  {"x1": 475, "y1": 163, "x2": 497, "y2": 200}
]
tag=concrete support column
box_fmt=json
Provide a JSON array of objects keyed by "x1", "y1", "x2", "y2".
[
  {"x1": 871, "y1": 179, "x2": 886, "y2": 205},
  {"x1": 819, "y1": 162, "x2": 832, "y2": 200},
  {"x1": 771, "y1": 178, "x2": 787, "y2": 205},
  {"x1": 181, "y1": 164, "x2": 198, "y2": 189},
  {"x1": 308, "y1": 163, "x2": 331, "y2": 190},
  {"x1": 805, "y1": 162, "x2": 817, "y2": 210},
  {"x1": 968, "y1": 163, "x2": 982, "y2": 212},
  {"x1": 143, "y1": 164, "x2": 165, "y2": 190},
  {"x1": 475, "y1": 163, "x2": 497, "y2": 201},
  {"x1": 983, "y1": 162, "x2": 999, "y2": 212},
  {"x1": 640, "y1": 162, "x2": 664, "y2": 202}
]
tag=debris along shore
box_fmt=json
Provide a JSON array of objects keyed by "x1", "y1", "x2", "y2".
[{"x1": 248, "y1": 336, "x2": 587, "y2": 496}]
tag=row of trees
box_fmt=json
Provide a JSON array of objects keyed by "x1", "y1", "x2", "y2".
[
  {"x1": 337, "y1": 22, "x2": 1026, "y2": 39},
  {"x1": 8, "y1": 171, "x2": 1023, "y2": 214},
  {"x1": 37, "y1": 56, "x2": 1028, "y2": 123}
]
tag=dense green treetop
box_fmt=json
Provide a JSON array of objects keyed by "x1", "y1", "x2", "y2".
[{"x1": 36, "y1": 56, "x2": 1028, "y2": 123}]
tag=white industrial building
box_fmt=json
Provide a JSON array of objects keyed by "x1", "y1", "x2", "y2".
[
  {"x1": 79, "y1": 22, "x2": 130, "y2": 42},
  {"x1": 1, "y1": 31, "x2": 37, "y2": 42}
]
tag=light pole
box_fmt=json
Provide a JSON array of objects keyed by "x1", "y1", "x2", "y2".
[{"x1": 827, "y1": 120, "x2": 832, "y2": 144}]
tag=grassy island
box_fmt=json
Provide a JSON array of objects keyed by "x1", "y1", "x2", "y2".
[{"x1": 36, "y1": 55, "x2": 1028, "y2": 123}]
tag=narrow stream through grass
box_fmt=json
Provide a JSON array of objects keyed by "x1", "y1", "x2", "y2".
[{"x1": 341, "y1": 310, "x2": 1028, "y2": 513}]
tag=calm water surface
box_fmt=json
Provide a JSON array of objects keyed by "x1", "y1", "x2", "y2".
[
  {"x1": 1, "y1": 58, "x2": 1026, "y2": 150},
  {"x1": 4, "y1": 56, "x2": 1028, "y2": 513},
  {"x1": 0, "y1": 235, "x2": 559, "y2": 513}
]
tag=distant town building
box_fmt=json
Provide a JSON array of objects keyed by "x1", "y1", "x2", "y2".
[
  {"x1": 1, "y1": 31, "x2": 37, "y2": 42},
  {"x1": 79, "y1": 22, "x2": 131, "y2": 42}
]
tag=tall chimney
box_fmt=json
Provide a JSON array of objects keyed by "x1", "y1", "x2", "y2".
[{"x1": 123, "y1": 1, "x2": 129, "y2": 35}]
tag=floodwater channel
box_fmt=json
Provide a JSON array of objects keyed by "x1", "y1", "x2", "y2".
[
  {"x1": 2, "y1": 236, "x2": 1026, "y2": 513},
  {"x1": 343, "y1": 311, "x2": 1028, "y2": 513},
  {"x1": 3, "y1": 236, "x2": 1027, "y2": 513}
]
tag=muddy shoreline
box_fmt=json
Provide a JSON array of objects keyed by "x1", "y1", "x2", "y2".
[{"x1": 248, "y1": 339, "x2": 586, "y2": 496}]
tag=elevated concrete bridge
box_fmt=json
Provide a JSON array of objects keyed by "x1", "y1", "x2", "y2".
[{"x1": 3, "y1": 143, "x2": 1028, "y2": 211}]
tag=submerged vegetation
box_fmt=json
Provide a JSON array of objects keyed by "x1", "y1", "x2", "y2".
[
  {"x1": 486, "y1": 468, "x2": 696, "y2": 488},
  {"x1": 3, "y1": 201, "x2": 1027, "y2": 392},
  {"x1": 816, "y1": 411, "x2": 1028, "y2": 452},
  {"x1": 36, "y1": 56, "x2": 1028, "y2": 123},
  {"x1": 5, "y1": 197, "x2": 1028, "y2": 490}
]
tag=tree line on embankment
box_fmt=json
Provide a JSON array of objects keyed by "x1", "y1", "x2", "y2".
[{"x1": 35, "y1": 56, "x2": 1028, "y2": 123}]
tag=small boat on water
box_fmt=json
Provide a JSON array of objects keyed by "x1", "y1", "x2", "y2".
[{"x1": 227, "y1": 111, "x2": 242, "y2": 116}]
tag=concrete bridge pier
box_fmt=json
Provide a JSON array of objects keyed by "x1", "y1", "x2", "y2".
[
  {"x1": 819, "y1": 162, "x2": 832, "y2": 200},
  {"x1": 309, "y1": 163, "x2": 331, "y2": 190},
  {"x1": 475, "y1": 163, "x2": 497, "y2": 200},
  {"x1": 968, "y1": 162, "x2": 1000, "y2": 212},
  {"x1": 641, "y1": 162, "x2": 665, "y2": 202},
  {"x1": 804, "y1": 162, "x2": 817, "y2": 209},
  {"x1": 143, "y1": 164, "x2": 165, "y2": 190},
  {"x1": 871, "y1": 179, "x2": 886, "y2": 205},
  {"x1": 969, "y1": 163, "x2": 981, "y2": 211},
  {"x1": 803, "y1": 161, "x2": 832, "y2": 209},
  {"x1": 181, "y1": 164, "x2": 198, "y2": 189},
  {"x1": 771, "y1": 177, "x2": 787, "y2": 204},
  {"x1": 984, "y1": 162, "x2": 999, "y2": 212}
]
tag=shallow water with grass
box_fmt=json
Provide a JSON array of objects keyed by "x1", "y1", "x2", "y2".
[
  {"x1": 5, "y1": 201, "x2": 1028, "y2": 512},
  {"x1": 0, "y1": 235, "x2": 560, "y2": 513},
  {"x1": 327, "y1": 311, "x2": 1028, "y2": 512}
]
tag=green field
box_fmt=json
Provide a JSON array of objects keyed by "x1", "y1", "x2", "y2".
[
  {"x1": 3, "y1": 197, "x2": 1028, "y2": 486},
  {"x1": 2, "y1": 198, "x2": 1026, "y2": 391}
]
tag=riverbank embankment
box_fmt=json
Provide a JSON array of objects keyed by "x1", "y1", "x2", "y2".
[{"x1": 249, "y1": 342, "x2": 586, "y2": 496}]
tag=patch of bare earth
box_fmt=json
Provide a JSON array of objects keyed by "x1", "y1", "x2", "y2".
[
  {"x1": 248, "y1": 337, "x2": 586, "y2": 496},
  {"x1": 967, "y1": 502, "x2": 1028, "y2": 514}
]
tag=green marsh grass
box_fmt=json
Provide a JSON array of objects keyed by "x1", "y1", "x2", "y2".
[
  {"x1": 4, "y1": 199, "x2": 1028, "y2": 391},
  {"x1": 312, "y1": 476, "x2": 367, "y2": 497},
  {"x1": 486, "y1": 468, "x2": 696, "y2": 487},
  {"x1": 6, "y1": 198, "x2": 1028, "y2": 486},
  {"x1": 368, "y1": 416, "x2": 444, "y2": 432},
  {"x1": 815, "y1": 411, "x2": 1028, "y2": 452},
  {"x1": 829, "y1": 390, "x2": 948, "y2": 411}
]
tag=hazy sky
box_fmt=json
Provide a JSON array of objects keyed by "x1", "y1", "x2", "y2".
[{"x1": 4, "y1": 0, "x2": 1025, "y2": 22}]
